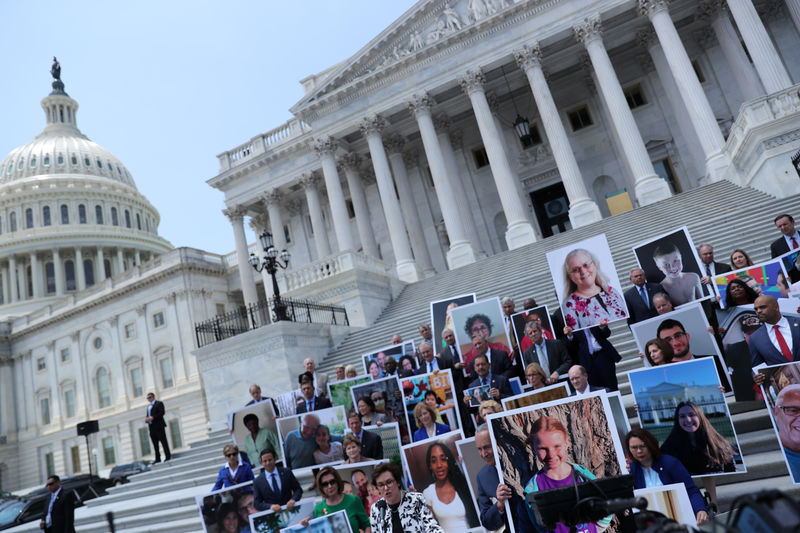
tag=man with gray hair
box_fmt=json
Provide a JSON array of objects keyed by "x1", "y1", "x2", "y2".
[
  {"x1": 774, "y1": 384, "x2": 800, "y2": 481},
  {"x1": 521, "y1": 321, "x2": 570, "y2": 384},
  {"x1": 501, "y1": 296, "x2": 515, "y2": 331}
]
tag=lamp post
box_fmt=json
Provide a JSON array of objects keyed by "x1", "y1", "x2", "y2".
[{"x1": 248, "y1": 231, "x2": 291, "y2": 321}]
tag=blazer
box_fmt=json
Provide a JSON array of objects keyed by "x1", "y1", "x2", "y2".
[
  {"x1": 477, "y1": 464, "x2": 507, "y2": 531},
  {"x1": 212, "y1": 462, "x2": 255, "y2": 491},
  {"x1": 749, "y1": 316, "x2": 800, "y2": 366},
  {"x1": 569, "y1": 326, "x2": 621, "y2": 364},
  {"x1": 295, "y1": 395, "x2": 332, "y2": 414},
  {"x1": 369, "y1": 491, "x2": 444, "y2": 533},
  {"x1": 623, "y1": 281, "x2": 666, "y2": 324},
  {"x1": 630, "y1": 454, "x2": 706, "y2": 516},
  {"x1": 468, "y1": 373, "x2": 513, "y2": 399},
  {"x1": 359, "y1": 428, "x2": 384, "y2": 459},
  {"x1": 771, "y1": 235, "x2": 794, "y2": 258},
  {"x1": 147, "y1": 400, "x2": 166, "y2": 429},
  {"x1": 468, "y1": 348, "x2": 514, "y2": 381},
  {"x1": 521, "y1": 339, "x2": 571, "y2": 378},
  {"x1": 253, "y1": 467, "x2": 303, "y2": 510},
  {"x1": 41, "y1": 489, "x2": 76, "y2": 533},
  {"x1": 412, "y1": 422, "x2": 451, "y2": 442},
  {"x1": 569, "y1": 384, "x2": 609, "y2": 396}
]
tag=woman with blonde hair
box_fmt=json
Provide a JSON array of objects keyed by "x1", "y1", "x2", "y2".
[{"x1": 412, "y1": 402, "x2": 451, "y2": 442}]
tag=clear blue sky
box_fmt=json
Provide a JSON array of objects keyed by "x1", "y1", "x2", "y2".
[{"x1": 0, "y1": 1, "x2": 416, "y2": 254}]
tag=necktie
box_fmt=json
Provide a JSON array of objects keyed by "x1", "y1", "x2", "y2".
[
  {"x1": 271, "y1": 472, "x2": 280, "y2": 493},
  {"x1": 705, "y1": 264, "x2": 712, "y2": 277},
  {"x1": 537, "y1": 344, "x2": 549, "y2": 375},
  {"x1": 639, "y1": 286, "x2": 648, "y2": 307},
  {"x1": 774, "y1": 325, "x2": 793, "y2": 361},
  {"x1": 428, "y1": 362, "x2": 432, "y2": 373},
  {"x1": 482, "y1": 376, "x2": 487, "y2": 386},
  {"x1": 452, "y1": 344, "x2": 459, "y2": 362},
  {"x1": 307, "y1": 399, "x2": 313, "y2": 412}
]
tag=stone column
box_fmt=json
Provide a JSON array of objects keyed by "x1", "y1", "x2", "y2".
[
  {"x1": 263, "y1": 190, "x2": 288, "y2": 251},
  {"x1": 53, "y1": 249, "x2": 65, "y2": 296},
  {"x1": 408, "y1": 93, "x2": 479, "y2": 269},
  {"x1": 433, "y1": 116, "x2": 486, "y2": 255},
  {"x1": 459, "y1": 69, "x2": 537, "y2": 249},
  {"x1": 18, "y1": 259, "x2": 28, "y2": 299},
  {"x1": 224, "y1": 206, "x2": 259, "y2": 308},
  {"x1": 135, "y1": 250, "x2": 141, "y2": 266},
  {"x1": 29, "y1": 253, "x2": 42, "y2": 298},
  {"x1": 574, "y1": 15, "x2": 672, "y2": 206},
  {"x1": 338, "y1": 153, "x2": 380, "y2": 258},
  {"x1": 698, "y1": 1, "x2": 764, "y2": 101},
  {"x1": 1, "y1": 264, "x2": 9, "y2": 304},
  {"x1": 726, "y1": 0, "x2": 793, "y2": 93},
  {"x1": 299, "y1": 172, "x2": 332, "y2": 259},
  {"x1": 96, "y1": 248, "x2": 106, "y2": 282},
  {"x1": 787, "y1": 0, "x2": 800, "y2": 35},
  {"x1": 116, "y1": 248, "x2": 125, "y2": 275},
  {"x1": 639, "y1": 1, "x2": 729, "y2": 180},
  {"x1": 314, "y1": 137, "x2": 355, "y2": 252},
  {"x1": 384, "y1": 135, "x2": 436, "y2": 275},
  {"x1": 360, "y1": 114, "x2": 421, "y2": 282},
  {"x1": 514, "y1": 44, "x2": 603, "y2": 227},
  {"x1": 75, "y1": 248, "x2": 85, "y2": 291}
]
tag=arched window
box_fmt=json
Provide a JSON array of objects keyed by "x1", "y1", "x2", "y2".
[
  {"x1": 136, "y1": 213, "x2": 141, "y2": 230},
  {"x1": 111, "y1": 207, "x2": 118, "y2": 226},
  {"x1": 43, "y1": 206, "x2": 51, "y2": 226},
  {"x1": 124, "y1": 210, "x2": 131, "y2": 228},
  {"x1": 9, "y1": 212, "x2": 17, "y2": 232},
  {"x1": 84, "y1": 259, "x2": 94, "y2": 287},
  {"x1": 60, "y1": 204, "x2": 69, "y2": 224},
  {"x1": 45, "y1": 262, "x2": 55, "y2": 293},
  {"x1": 78, "y1": 204, "x2": 86, "y2": 224},
  {"x1": 95, "y1": 205, "x2": 103, "y2": 225},
  {"x1": 96, "y1": 367, "x2": 111, "y2": 408},
  {"x1": 65, "y1": 260, "x2": 75, "y2": 291},
  {"x1": 25, "y1": 208, "x2": 33, "y2": 229}
]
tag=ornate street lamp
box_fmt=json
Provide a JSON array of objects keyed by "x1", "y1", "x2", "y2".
[
  {"x1": 249, "y1": 232, "x2": 291, "y2": 321},
  {"x1": 501, "y1": 65, "x2": 531, "y2": 144}
]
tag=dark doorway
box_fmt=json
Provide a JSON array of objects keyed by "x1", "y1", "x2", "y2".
[{"x1": 530, "y1": 182, "x2": 571, "y2": 238}]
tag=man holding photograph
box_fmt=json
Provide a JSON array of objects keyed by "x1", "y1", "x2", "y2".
[
  {"x1": 624, "y1": 268, "x2": 665, "y2": 325},
  {"x1": 521, "y1": 322, "x2": 570, "y2": 385},
  {"x1": 750, "y1": 295, "x2": 800, "y2": 366}
]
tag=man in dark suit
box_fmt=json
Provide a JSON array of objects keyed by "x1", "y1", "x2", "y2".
[
  {"x1": 439, "y1": 329, "x2": 468, "y2": 382},
  {"x1": 568, "y1": 365, "x2": 609, "y2": 396},
  {"x1": 467, "y1": 335, "x2": 513, "y2": 380},
  {"x1": 295, "y1": 378, "x2": 332, "y2": 414},
  {"x1": 145, "y1": 392, "x2": 171, "y2": 462},
  {"x1": 771, "y1": 214, "x2": 800, "y2": 258},
  {"x1": 347, "y1": 412, "x2": 383, "y2": 459},
  {"x1": 698, "y1": 244, "x2": 731, "y2": 281},
  {"x1": 418, "y1": 341, "x2": 451, "y2": 375},
  {"x1": 39, "y1": 475, "x2": 75, "y2": 533},
  {"x1": 521, "y1": 322, "x2": 570, "y2": 384},
  {"x1": 624, "y1": 268, "x2": 665, "y2": 325},
  {"x1": 750, "y1": 295, "x2": 800, "y2": 365},
  {"x1": 253, "y1": 448, "x2": 303, "y2": 512},
  {"x1": 475, "y1": 426, "x2": 510, "y2": 531},
  {"x1": 464, "y1": 354, "x2": 513, "y2": 401},
  {"x1": 301, "y1": 358, "x2": 329, "y2": 398},
  {"x1": 565, "y1": 323, "x2": 621, "y2": 391}
]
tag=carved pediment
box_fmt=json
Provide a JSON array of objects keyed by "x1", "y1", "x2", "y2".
[{"x1": 291, "y1": 0, "x2": 534, "y2": 119}]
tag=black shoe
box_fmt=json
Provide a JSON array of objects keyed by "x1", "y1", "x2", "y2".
[{"x1": 154, "y1": 459, "x2": 161, "y2": 464}]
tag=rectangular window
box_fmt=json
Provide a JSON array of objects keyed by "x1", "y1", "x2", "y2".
[
  {"x1": 169, "y1": 419, "x2": 183, "y2": 449},
  {"x1": 60, "y1": 347, "x2": 70, "y2": 362},
  {"x1": 567, "y1": 105, "x2": 594, "y2": 131},
  {"x1": 130, "y1": 367, "x2": 143, "y2": 398},
  {"x1": 472, "y1": 146, "x2": 490, "y2": 169},
  {"x1": 152, "y1": 312, "x2": 165, "y2": 328},
  {"x1": 138, "y1": 427, "x2": 152, "y2": 456},
  {"x1": 37, "y1": 357, "x2": 46, "y2": 371},
  {"x1": 624, "y1": 84, "x2": 647, "y2": 109},
  {"x1": 283, "y1": 224, "x2": 292, "y2": 244},
  {"x1": 64, "y1": 389, "x2": 75, "y2": 418},
  {"x1": 653, "y1": 158, "x2": 682, "y2": 194},
  {"x1": 160, "y1": 358, "x2": 174, "y2": 389},
  {"x1": 102, "y1": 436, "x2": 116, "y2": 466},
  {"x1": 124, "y1": 322, "x2": 136, "y2": 339},
  {"x1": 40, "y1": 398, "x2": 51, "y2": 425},
  {"x1": 215, "y1": 303, "x2": 225, "y2": 316},
  {"x1": 70, "y1": 446, "x2": 81, "y2": 473},
  {"x1": 45, "y1": 452, "x2": 55, "y2": 476}
]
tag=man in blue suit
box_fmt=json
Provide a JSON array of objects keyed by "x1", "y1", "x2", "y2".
[
  {"x1": 295, "y1": 378, "x2": 332, "y2": 414},
  {"x1": 750, "y1": 295, "x2": 800, "y2": 366},
  {"x1": 464, "y1": 354, "x2": 513, "y2": 401},
  {"x1": 568, "y1": 365, "x2": 609, "y2": 396},
  {"x1": 253, "y1": 448, "x2": 302, "y2": 512},
  {"x1": 623, "y1": 268, "x2": 665, "y2": 325}
]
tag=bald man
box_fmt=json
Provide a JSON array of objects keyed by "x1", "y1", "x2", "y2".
[
  {"x1": 749, "y1": 295, "x2": 800, "y2": 366},
  {"x1": 774, "y1": 384, "x2": 800, "y2": 481}
]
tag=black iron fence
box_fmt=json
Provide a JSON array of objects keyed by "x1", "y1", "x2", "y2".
[{"x1": 195, "y1": 296, "x2": 349, "y2": 348}]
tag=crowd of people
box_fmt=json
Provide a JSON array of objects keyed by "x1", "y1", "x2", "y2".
[{"x1": 100, "y1": 214, "x2": 800, "y2": 532}]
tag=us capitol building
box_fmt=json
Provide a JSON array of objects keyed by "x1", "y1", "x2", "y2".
[{"x1": 2, "y1": 0, "x2": 800, "y2": 491}]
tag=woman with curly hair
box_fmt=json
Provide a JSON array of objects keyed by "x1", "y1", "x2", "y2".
[
  {"x1": 724, "y1": 277, "x2": 760, "y2": 307},
  {"x1": 422, "y1": 442, "x2": 479, "y2": 532}
]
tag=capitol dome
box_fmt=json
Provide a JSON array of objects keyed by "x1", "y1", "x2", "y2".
[{"x1": 0, "y1": 62, "x2": 172, "y2": 316}]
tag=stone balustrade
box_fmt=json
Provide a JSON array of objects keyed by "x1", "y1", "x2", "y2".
[
  {"x1": 726, "y1": 83, "x2": 800, "y2": 159},
  {"x1": 217, "y1": 118, "x2": 311, "y2": 171},
  {"x1": 282, "y1": 251, "x2": 390, "y2": 293}
]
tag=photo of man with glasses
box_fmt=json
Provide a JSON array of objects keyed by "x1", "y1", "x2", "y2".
[{"x1": 773, "y1": 384, "x2": 800, "y2": 482}]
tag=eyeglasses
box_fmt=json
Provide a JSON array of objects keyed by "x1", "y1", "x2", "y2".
[
  {"x1": 629, "y1": 445, "x2": 647, "y2": 451},
  {"x1": 777, "y1": 405, "x2": 800, "y2": 417},
  {"x1": 238, "y1": 502, "x2": 255, "y2": 513},
  {"x1": 225, "y1": 453, "x2": 237, "y2": 458},
  {"x1": 568, "y1": 261, "x2": 594, "y2": 275},
  {"x1": 659, "y1": 331, "x2": 686, "y2": 343},
  {"x1": 46, "y1": 481, "x2": 56, "y2": 487},
  {"x1": 320, "y1": 479, "x2": 337, "y2": 488},
  {"x1": 376, "y1": 479, "x2": 396, "y2": 489}
]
